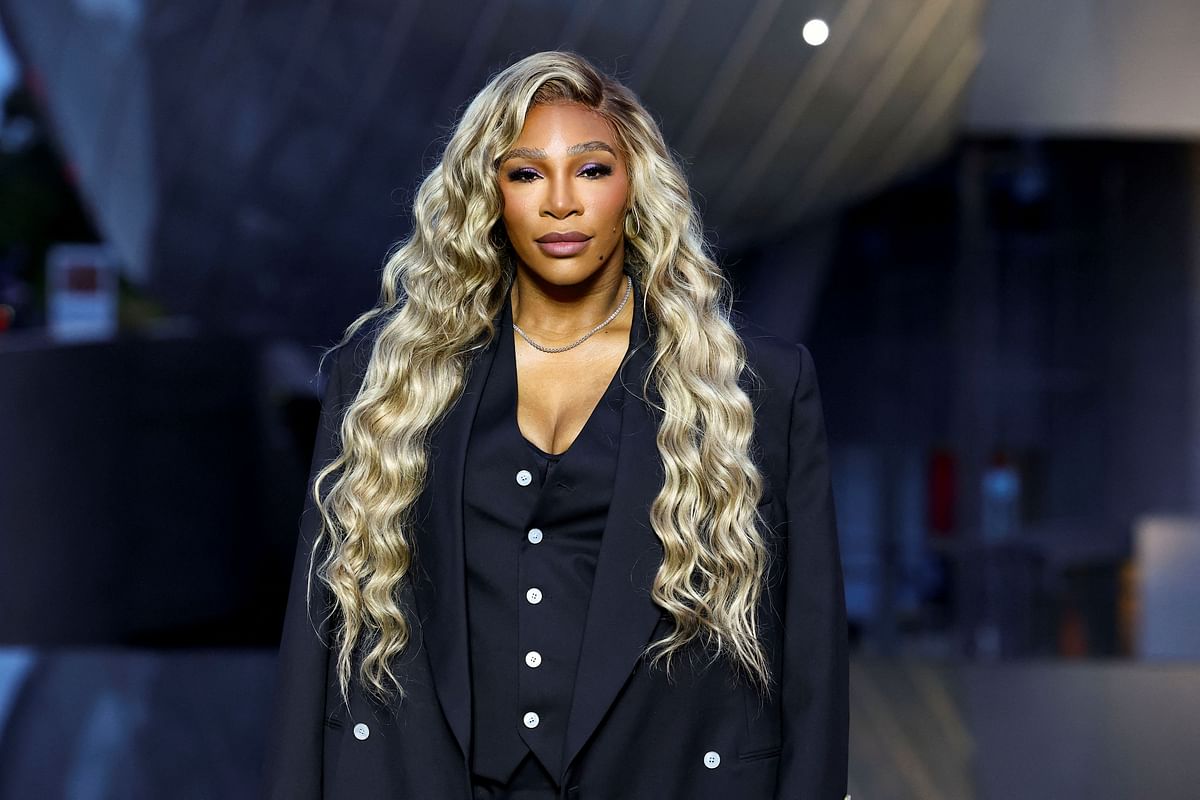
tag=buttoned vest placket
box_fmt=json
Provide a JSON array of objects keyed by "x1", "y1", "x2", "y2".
[{"x1": 463, "y1": 295, "x2": 625, "y2": 785}]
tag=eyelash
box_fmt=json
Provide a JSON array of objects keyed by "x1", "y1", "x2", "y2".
[{"x1": 506, "y1": 163, "x2": 613, "y2": 183}]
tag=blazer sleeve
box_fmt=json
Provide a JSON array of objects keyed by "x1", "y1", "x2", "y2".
[
  {"x1": 262, "y1": 347, "x2": 346, "y2": 800},
  {"x1": 774, "y1": 343, "x2": 849, "y2": 800}
]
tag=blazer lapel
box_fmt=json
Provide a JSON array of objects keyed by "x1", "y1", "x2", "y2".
[
  {"x1": 409, "y1": 306, "x2": 503, "y2": 761},
  {"x1": 562, "y1": 297, "x2": 665, "y2": 773},
  {"x1": 408, "y1": 276, "x2": 665, "y2": 772}
]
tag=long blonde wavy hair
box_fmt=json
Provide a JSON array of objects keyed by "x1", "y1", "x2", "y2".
[{"x1": 312, "y1": 51, "x2": 771, "y2": 705}]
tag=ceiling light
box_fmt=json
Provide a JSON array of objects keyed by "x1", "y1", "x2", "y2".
[{"x1": 802, "y1": 18, "x2": 829, "y2": 46}]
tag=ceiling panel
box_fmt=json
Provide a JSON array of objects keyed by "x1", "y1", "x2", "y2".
[{"x1": 0, "y1": 0, "x2": 986, "y2": 341}]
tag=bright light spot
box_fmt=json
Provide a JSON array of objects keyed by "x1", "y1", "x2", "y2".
[{"x1": 802, "y1": 19, "x2": 829, "y2": 46}]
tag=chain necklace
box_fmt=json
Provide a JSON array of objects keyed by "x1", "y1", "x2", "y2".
[{"x1": 512, "y1": 274, "x2": 632, "y2": 354}]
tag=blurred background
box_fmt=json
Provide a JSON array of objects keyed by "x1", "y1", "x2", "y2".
[{"x1": 1, "y1": 0, "x2": 1198, "y2": 797}]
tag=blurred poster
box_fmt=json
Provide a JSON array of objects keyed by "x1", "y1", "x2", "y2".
[
  {"x1": 46, "y1": 243, "x2": 118, "y2": 342},
  {"x1": 1135, "y1": 515, "x2": 1200, "y2": 659}
]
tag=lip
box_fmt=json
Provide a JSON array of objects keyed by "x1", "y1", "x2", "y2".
[
  {"x1": 535, "y1": 231, "x2": 591, "y2": 243},
  {"x1": 535, "y1": 231, "x2": 592, "y2": 257}
]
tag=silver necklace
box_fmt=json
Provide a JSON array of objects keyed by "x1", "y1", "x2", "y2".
[{"x1": 513, "y1": 274, "x2": 632, "y2": 354}]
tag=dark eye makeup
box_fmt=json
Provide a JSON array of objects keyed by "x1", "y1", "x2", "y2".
[
  {"x1": 579, "y1": 163, "x2": 613, "y2": 178},
  {"x1": 504, "y1": 162, "x2": 615, "y2": 183},
  {"x1": 506, "y1": 167, "x2": 540, "y2": 182}
]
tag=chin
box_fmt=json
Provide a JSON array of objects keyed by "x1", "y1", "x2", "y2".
[{"x1": 519, "y1": 254, "x2": 616, "y2": 286}]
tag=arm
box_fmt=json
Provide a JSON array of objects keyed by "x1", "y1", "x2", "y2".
[
  {"x1": 775, "y1": 343, "x2": 849, "y2": 800},
  {"x1": 262, "y1": 347, "x2": 346, "y2": 800}
]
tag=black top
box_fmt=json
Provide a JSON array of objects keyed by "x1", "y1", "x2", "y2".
[
  {"x1": 264, "y1": 268, "x2": 850, "y2": 800},
  {"x1": 462, "y1": 283, "x2": 631, "y2": 787}
]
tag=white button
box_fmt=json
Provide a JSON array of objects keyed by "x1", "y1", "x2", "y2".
[
  {"x1": 527, "y1": 527, "x2": 544, "y2": 544},
  {"x1": 515, "y1": 469, "x2": 532, "y2": 486},
  {"x1": 525, "y1": 587, "x2": 543, "y2": 604},
  {"x1": 353, "y1": 723, "x2": 370, "y2": 741},
  {"x1": 703, "y1": 750, "x2": 720, "y2": 769},
  {"x1": 523, "y1": 711, "x2": 540, "y2": 728},
  {"x1": 525, "y1": 650, "x2": 542, "y2": 668}
]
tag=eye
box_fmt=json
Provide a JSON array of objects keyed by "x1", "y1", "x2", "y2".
[
  {"x1": 506, "y1": 167, "x2": 540, "y2": 183},
  {"x1": 579, "y1": 163, "x2": 614, "y2": 179}
]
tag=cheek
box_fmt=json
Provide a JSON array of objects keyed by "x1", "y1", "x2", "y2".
[
  {"x1": 499, "y1": 189, "x2": 534, "y2": 231},
  {"x1": 593, "y1": 180, "x2": 630, "y2": 228}
]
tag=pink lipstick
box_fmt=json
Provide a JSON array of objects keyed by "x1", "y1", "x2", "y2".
[{"x1": 535, "y1": 230, "x2": 592, "y2": 257}]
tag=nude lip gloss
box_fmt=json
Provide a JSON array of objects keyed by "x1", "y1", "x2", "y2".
[
  {"x1": 536, "y1": 239, "x2": 591, "y2": 256},
  {"x1": 534, "y1": 230, "x2": 592, "y2": 256}
]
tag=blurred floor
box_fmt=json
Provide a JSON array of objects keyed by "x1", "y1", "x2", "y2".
[
  {"x1": 1, "y1": 650, "x2": 1196, "y2": 799},
  {"x1": 0, "y1": 649, "x2": 274, "y2": 800}
]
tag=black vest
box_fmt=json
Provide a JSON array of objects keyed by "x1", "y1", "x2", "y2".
[{"x1": 463, "y1": 285, "x2": 630, "y2": 785}]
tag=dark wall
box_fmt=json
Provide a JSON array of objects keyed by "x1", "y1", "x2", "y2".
[{"x1": 0, "y1": 335, "x2": 312, "y2": 645}]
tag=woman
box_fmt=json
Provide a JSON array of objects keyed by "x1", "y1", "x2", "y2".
[{"x1": 265, "y1": 51, "x2": 847, "y2": 800}]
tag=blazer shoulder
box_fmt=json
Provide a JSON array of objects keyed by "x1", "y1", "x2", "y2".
[
  {"x1": 730, "y1": 310, "x2": 806, "y2": 397},
  {"x1": 324, "y1": 313, "x2": 388, "y2": 393}
]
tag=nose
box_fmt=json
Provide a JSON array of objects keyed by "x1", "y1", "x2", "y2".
[{"x1": 541, "y1": 173, "x2": 582, "y2": 219}]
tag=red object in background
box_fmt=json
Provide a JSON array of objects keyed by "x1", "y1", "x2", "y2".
[
  {"x1": 928, "y1": 448, "x2": 956, "y2": 537},
  {"x1": 0, "y1": 305, "x2": 12, "y2": 332},
  {"x1": 1059, "y1": 604, "x2": 1089, "y2": 658}
]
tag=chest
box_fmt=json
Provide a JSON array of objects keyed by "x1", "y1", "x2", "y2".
[{"x1": 514, "y1": 330, "x2": 628, "y2": 454}]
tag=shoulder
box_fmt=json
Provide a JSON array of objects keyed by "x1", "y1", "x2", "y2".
[
  {"x1": 726, "y1": 311, "x2": 816, "y2": 501},
  {"x1": 321, "y1": 313, "x2": 388, "y2": 405},
  {"x1": 728, "y1": 308, "x2": 808, "y2": 402}
]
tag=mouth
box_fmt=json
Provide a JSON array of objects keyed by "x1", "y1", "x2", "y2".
[{"x1": 535, "y1": 230, "x2": 593, "y2": 257}]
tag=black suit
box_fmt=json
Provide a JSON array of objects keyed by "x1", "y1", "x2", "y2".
[{"x1": 264, "y1": 295, "x2": 848, "y2": 800}]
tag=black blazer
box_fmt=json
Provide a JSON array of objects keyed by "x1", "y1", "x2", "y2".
[{"x1": 263, "y1": 303, "x2": 848, "y2": 800}]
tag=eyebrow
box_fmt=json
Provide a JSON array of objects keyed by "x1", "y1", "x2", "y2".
[{"x1": 498, "y1": 140, "x2": 617, "y2": 165}]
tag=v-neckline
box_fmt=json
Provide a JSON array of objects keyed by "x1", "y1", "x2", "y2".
[{"x1": 507, "y1": 276, "x2": 634, "y2": 459}]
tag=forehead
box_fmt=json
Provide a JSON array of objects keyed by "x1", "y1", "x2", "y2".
[{"x1": 513, "y1": 102, "x2": 619, "y2": 151}]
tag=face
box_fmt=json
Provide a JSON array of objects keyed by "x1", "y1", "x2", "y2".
[{"x1": 497, "y1": 102, "x2": 630, "y2": 287}]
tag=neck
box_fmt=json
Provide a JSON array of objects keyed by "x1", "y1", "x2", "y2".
[{"x1": 509, "y1": 261, "x2": 631, "y2": 340}]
